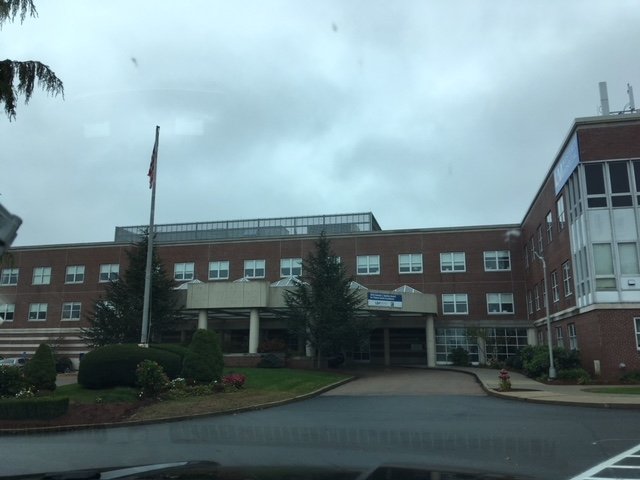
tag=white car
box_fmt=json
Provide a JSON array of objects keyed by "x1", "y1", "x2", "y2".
[{"x1": 0, "y1": 357, "x2": 27, "y2": 367}]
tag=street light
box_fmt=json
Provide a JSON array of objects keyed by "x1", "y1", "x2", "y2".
[{"x1": 532, "y1": 250, "x2": 557, "y2": 379}]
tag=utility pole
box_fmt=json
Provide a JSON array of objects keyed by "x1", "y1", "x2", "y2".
[{"x1": 533, "y1": 250, "x2": 556, "y2": 379}]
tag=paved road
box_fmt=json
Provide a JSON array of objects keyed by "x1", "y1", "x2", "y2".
[{"x1": 3, "y1": 369, "x2": 640, "y2": 479}]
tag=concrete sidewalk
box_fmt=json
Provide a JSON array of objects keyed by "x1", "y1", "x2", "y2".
[{"x1": 445, "y1": 366, "x2": 640, "y2": 408}]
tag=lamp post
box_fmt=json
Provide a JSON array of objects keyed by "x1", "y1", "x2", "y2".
[{"x1": 533, "y1": 250, "x2": 556, "y2": 379}]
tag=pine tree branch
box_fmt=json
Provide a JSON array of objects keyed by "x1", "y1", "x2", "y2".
[
  {"x1": 0, "y1": 59, "x2": 64, "y2": 120},
  {"x1": 0, "y1": 0, "x2": 37, "y2": 27}
]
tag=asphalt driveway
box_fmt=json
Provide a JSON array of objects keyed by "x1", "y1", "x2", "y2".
[{"x1": 324, "y1": 367, "x2": 485, "y2": 396}]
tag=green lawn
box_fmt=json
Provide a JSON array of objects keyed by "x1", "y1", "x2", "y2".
[
  {"x1": 224, "y1": 367, "x2": 349, "y2": 394},
  {"x1": 582, "y1": 386, "x2": 640, "y2": 395}
]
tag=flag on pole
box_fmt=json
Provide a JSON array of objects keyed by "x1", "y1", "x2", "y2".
[{"x1": 147, "y1": 127, "x2": 159, "y2": 189}]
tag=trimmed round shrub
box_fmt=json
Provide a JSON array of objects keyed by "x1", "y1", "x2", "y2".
[
  {"x1": 181, "y1": 329, "x2": 224, "y2": 383},
  {"x1": 78, "y1": 344, "x2": 181, "y2": 389},
  {"x1": 136, "y1": 360, "x2": 169, "y2": 398},
  {"x1": 149, "y1": 343, "x2": 191, "y2": 361},
  {"x1": 0, "y1": 396, "x2": 69, "y2": 419},
  {"x1": 24, "y1": 344, "x2": 57, "y2": 392}
]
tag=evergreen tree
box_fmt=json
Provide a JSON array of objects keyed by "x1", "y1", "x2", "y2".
[
  {"x1": 284, "y1": 233, "x2": 368, "y2": 367},
  {"x1": 82, "y1": 234, "x2": 181, "y2": 347},
  {"x1": 1, "y1": 0, "x2": 64, "y2": 120},
  {"x1": 24, "y1": 343, "x2": 56, "y2": 391}
]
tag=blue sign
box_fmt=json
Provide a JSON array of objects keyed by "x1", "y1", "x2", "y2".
[
  {"x1": 367, "y1": 292, "x2": 403, "y2": 309},
  {"x1": 553, "y1": 133, "x2": 580, "y2": 195}
]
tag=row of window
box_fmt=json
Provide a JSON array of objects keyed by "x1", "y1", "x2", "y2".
[
  {"x1": 527, "y1": 261, "x2": 573, "y2": 314},
  {"x1": 0, "y1": 264, "x2": 117, "y2": 286},
  {"x1": 524, "y1": 197, "x2": 566, "y2": 269},
  {"x1": 0, "y1": 302, "x2": 82, "y2": 322},
  {"x1": 441, "y1": 293, "x2": 515, "y2": 315}
]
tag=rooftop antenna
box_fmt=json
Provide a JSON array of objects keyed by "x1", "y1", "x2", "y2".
[
  {"x1": 599, "y1": 81, "x2": 610, "y2": 115},
  {"x1": 626, "y1": 83, "x2": 636, "y2": 112}
]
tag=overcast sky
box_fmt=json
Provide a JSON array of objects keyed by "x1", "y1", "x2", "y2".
[{"x1": 2, "y1": 0, "x2": 640, "y2": 246}]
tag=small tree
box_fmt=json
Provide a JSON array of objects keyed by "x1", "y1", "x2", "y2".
[
  {"x1": 284, "y1": 233, "x2": 367, "y2": 367},
  {"x1": 24, "y1": 343, "x2": 56, "y2": 392},
  {"x1": 82, "y1": 234, "x2": 181, "y2": 347},
  {"x1": 181, "y1": 329, "x2": 224, "y2": 383}
]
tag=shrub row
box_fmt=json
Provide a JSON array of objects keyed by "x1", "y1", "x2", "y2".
[
  {"x1": 0, "y1": 396, "x2": 69, "y2": 419},
  {"x1": 78, "y1": 345, "x2": 182, "y2": 389}
]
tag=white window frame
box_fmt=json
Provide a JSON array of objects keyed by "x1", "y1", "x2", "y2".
[
  {"x1": 99, "y1": 264, "x2": 119, "y2": 282},
  {"x1": 357, "y1": 255, "x2": 380, "y2": 275},
  {"x1": 568, "y1": 323, "x2": 578, "y2": 350},
  {"x1": 61, "y1": 302, "x2": 82, "y2": 321},
  {"x1": 65, "y1": 265, "x2": 85, "y2": 284},
  {"x1": 546, "y1": 211, "x2": 553, "y2": 243},
  {"x1": 0, "y1": 304, "x2": 15, "y2": 322},
  {"x1": 399, "y1": 254, "x2": 423, "y2": 274},
  {"x1": 244, "y1": 259, "x2": 266, "y2": 279},
  {"x1": 0, "y1": 268, "x2": 19, "y2": 286},
  {"x1": 208, "y1": 261, "x2": 229, "y2": 280},
  {"x1": 635, "y1": 318, "x2": 640, "y2": 351},
  {"x1": 440, "y1": 252, "x2": 465, "y2": 272},
  {"x1": 527, "y1": 290, "x2": 533, "y2": 314},
  {"x1": 537, "y1": 226, "x2": 544, "y2": 253},
  {"x1": 442, "y1": 293, "x2": 468, "y2": 315},
  {"x1": 32, "y1": 266, "x2": 52, "y2": 285},
  {"x1": 557, "y1": 195, "x2": 566, "y2": 230},
  {"x1": 484, "y1": 251, "x2": 511, "y2": 271},
  {"x1": 174, "y1": 262, "x2": 195, "y2": 281},
  {"x1": 562, "y1": 261, "x2": 573, "y2": 296},
  {"x1": 486, "y1": 293, "x2": 514, "y2": 314},
  {"x1": 280, "y1": 258, "x2": 302, "y2": 277},
  {"x1": 555, "y1": 326, "x2": 564, "y2": 348},
  {"x1": 28, "y1": 303, "x2": 48, "y2": 321},
  {"x1": 534, "y1": 285, "x2": 540, "y2": 311}
]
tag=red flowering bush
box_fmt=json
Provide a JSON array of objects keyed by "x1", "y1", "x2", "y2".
[
  {"x1": 498, "y1": 369, "x2": 511, "y2": 392},
  {"x1": 222, "y1": 373, "x2": 246, "y2": 389}
]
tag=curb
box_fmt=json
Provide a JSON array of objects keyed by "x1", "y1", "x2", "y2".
[
  {"x1": 438, "y1": 367, "x2": 640, "y2": 410},
  {"x1": 0, "y1": 376, "x2": 356, "y2": 436}
]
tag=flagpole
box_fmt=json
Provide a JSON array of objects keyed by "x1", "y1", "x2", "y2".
[{"x1": 141, "y1": 125, "x2": 160, "y2": 346}]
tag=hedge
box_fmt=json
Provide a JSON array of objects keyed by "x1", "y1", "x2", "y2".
[
  {"x1": 181, "y1": 329, "x2": 224, "y2": 383},
  {"x1": 0, "y1": 396, "x2": 69, "y2": 419},
  {"x1": 24, "y1": 343, "x2": 57, "y2": 392},
  {"x1": 78, "y1": 344, "x2": 181, "y2": 389},
  {"x1": 149, "y1": 344, "x2": 190, "y2": 361}
]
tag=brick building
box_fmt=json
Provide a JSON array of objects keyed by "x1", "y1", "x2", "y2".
[{"x1": 1, "y1": 113, "x2": 640, "y2": 380}]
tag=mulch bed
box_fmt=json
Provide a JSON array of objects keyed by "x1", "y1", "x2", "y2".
[{"x1": 0, "y1": 401, "x2": 150, "y2": 431}]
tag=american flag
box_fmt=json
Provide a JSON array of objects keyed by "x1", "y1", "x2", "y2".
[{"x1": 147, "y1": 126, "x2": 159, "y2": 189}]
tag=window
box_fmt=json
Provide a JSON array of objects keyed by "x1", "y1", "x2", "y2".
[
  {"x1": 442, "y1": 294, "x2": 468, "y2": 314},
  {"x1": 485, "y1": 328, "x2": 528, "y2": 361},
  {"x1": 555, "y1": 326, "x2": 564, "y2": 348},
  {"x1": 244, "y1": 259, "x2": 266, "y2": 278},
  {"x1": 609, "y1": 161, "x2": 632, "y2": 207},
  {"x1": 619, "y1": 243, "x2": 640, "y2": 275},
  {"x1": 534, "y1": 285, "x2": 540, "y2": 311},
  {"x1": 0, "y1": 304, "x2": 15, "y2": 322},
  {"x1": 562, "y1": 261, "x2": 573, "y2": 296},
  {"x1": 61, "y1": 302, "x2": 81, "y2": 321},
  {"x1": 486, "y1": 293, "x2": 514, "y2": 314},
  {"x1": 0, "y1": 268, "x2": 18, "y2": 286},
  {"x1": 99, "y1": 264, "x2": 119, "y2": 282},
  {"x1": 537, "y1": 225, "x2": 543, "y2": 253},
  {"x1": 557, "y1": 195, "x2": 566, "y2": 230},
  {"x1": 357, "y1": 255, "x2": 380, "y2": 275},
  {"x1": 527, "y1": 290, "x2": 533, "y2": 314},
  {"x1": 568, "y1": 323, "x2": 578, "y2": 350},
  {"x1": 551, "y1": 271, "x2": 559, "y2": 302},
  {"x1": 585, "y1": 163, "x2": 607, "y2": 208},
  {"x1": 484, "y1": 251, "x2": 511, "y2": 271},
  {"x1": 635, "y1": 318, "x2": 640, "y2": 350},
  {"x1": 546, "y1": 211, "x2": 553, "y2": 243},
  {"x1": 439, "y1": 252, "x2": 464, "y2": 272},
  {"x1": 524, "y1": 245, "x2": 529, "y2": 269},
  {"x1": 208, "y1": 261, "x2": 229, "y2": 280},
  {"x1": 435, "y1": 328, "x2": 478, "y2": 364},
  {"x1": 399, "y1": 254, "x2": 423, "y2": 273},
  {"x1": 32, "y1": 266, "x2": 52, "y2": 285},
  {"x1": 280, "y1": 258, "x2": 302, "y2": 277},
  {"x1": 174, "y1": 262, "x2": 195, "y2": 281},
  {"x1": 593, "y1": 244, "x2": 616, "y2": 291},
  {"x1": 65, "y1": 265, "x2": 85, "y2": 284},
  {"x1": 28, "y1": 303, "x2": 47, "y2": 321}
]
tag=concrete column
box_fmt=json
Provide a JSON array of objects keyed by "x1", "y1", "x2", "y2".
[
  {"x1": 197, "y1": 310, "x2": 208, "y2": 330},
  {"x1": 249, "y1": 308, "x2": 260, "y2": 354},
  {"x1": 426, "y1": 314, "x2": 436, "y2": 367},
  {"x1": 383, "y1": 328, "x2": 391, "y2": 366},
  {"x1": 527, "y1": 327, "x2": 538, "y2": 346},
  {"x1": 477, "y1": 337, "x2": 487, "y2": 365}
]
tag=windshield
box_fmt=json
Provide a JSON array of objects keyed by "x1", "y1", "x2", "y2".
[{"x1": 1, "y1": 2, "x2": 640, "y2": 479}]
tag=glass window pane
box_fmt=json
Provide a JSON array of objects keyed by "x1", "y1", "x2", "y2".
[
  {"x1": 593, "y1": 244, "x2": 614, "y2": 275},
  {"x1": 610, "y1": 162, "x2": 630, "y2": 193},
  {"x1": 586, "y1": 163, "x2": 606, "y2": 195},
  {"x1": 620, "y1": 243, "x2": 640, "y2": 275}
]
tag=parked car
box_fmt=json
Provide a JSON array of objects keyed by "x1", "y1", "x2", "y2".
[{"x1": 0, "y1": 357, "x2": 27, "y2": 367}]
